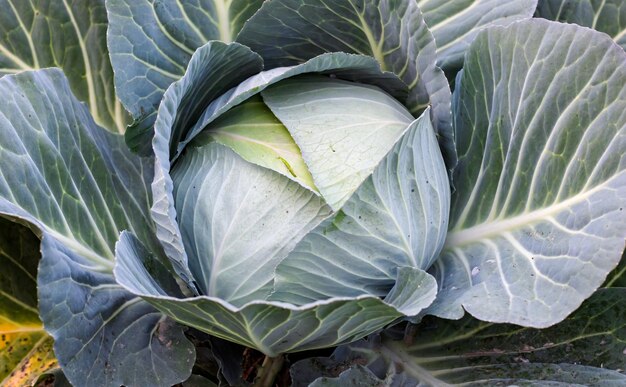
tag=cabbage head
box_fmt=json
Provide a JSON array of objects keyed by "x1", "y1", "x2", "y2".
[{"x1": 114, "y1": 46, "x2": 450, "y2": 356}]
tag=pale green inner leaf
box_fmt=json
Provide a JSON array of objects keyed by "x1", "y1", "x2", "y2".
[
  {"x1": 262, "y1": 75, "x2": 414, "y2": 210},
  {"x1": 193, "y1": 95, "x2": 318, "y2": 193}
]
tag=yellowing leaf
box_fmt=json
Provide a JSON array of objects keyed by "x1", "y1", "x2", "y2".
[
  {"x1": 1, "y1": 333, "x2": 57, "y2": 387},
  {"x1": 0, "y1": 218, "x2": 59, "y2": 386}
]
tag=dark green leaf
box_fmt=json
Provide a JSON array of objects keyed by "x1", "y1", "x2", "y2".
[
  {"x1": 604, "y1": 250, "x2": 626, "y2": 287},
  {"x1": 182, "y1": 374, "x2": 218, "y2": 387},
  {"x1": 296, "y1": 288, "x2": 626, "y2": 385},
  {"x1": 207, "y1": 336, "x2": 245, "y2": 386},
  {"x1": 309, "y1": 365, "x2": 383, "y2": 386}
]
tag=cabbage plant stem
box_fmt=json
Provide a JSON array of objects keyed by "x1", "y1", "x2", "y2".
[
  {"x1": 404, "y1": 323, "x2": 419, "y2": 346},
  {"x1": 253, "y1": 354, "x2": 284, "y2": 387}
]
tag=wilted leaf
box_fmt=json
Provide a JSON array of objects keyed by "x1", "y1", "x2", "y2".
[{"x1": 2, "y1": 335, "x2": 57, "y2": 387}]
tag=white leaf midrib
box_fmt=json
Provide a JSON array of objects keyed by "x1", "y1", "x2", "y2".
[
  {"x1": 445, "y1": 176, "x2": 619, "y2": 247},
  {"x1": 214, "y1": 0, "x2": 233, "y2": 42},
  {"x1": 175, "y1": 1, "x2": 209, "y2": 43},
  {"x1": 47, "y1": 228, "x2": 114, "y2": 271},
  {"x1": 153, "y1": 4, "x2": 196, "y2": 56},
  {"x1": 7, "y1": 0, "x2": 39, "y2": 68},
  {"x1": 62, "y1": 0, "x2": 98, "y2": 124},
  {"x1": 0, "y1": 42, "x2": 33, "y2": 71}
]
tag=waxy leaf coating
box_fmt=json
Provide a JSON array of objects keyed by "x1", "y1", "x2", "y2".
[
  {"x1": 0, "y1": 69, "x2": 194, "y2": 387},
  {"x1": 428, "y1": 19, "x2": 626, "y2": 328}
]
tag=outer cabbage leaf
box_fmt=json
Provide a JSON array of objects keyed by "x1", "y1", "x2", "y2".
[
  {"x1": 106, "y1": 0, "x2": 264, "y2": 153},
  {"x1": 272, "y1": 112, "x2": 447, "y2": 304},
  {"x1": 236, "y1": 0, "x2": 456, "y2": 173},
  {"x1": 292, "y1": 288, "x2": 626, "y2": 385},
  {"x1": 427, "y1": 19, "x2": 626, "y2": 328},
  {"x1": 150, "y1": 41, "x2": 262, "y2": 289},
  {"x1": 262, "y1": 76, "x2": 414, "y2": 210},
  {"x1": 204, "y1": 336, "x2": 246, "y2": 386},
  {"x1": 0, "y1": 0, "x2": 126, "y2": 133},
  {"x1": 307, "y1": 363, "x2": 626, "y2": 386},
  {"x1": 307, "y1": 366, "x2": 382, "y2": 387},
  {"x1": 114, "y1": 232, "x2": 436, "y2": 357},
  {"x1": 0, "y1": 69, "x2": 194, "y2": 386},
  {"x1": 0, "y1": 218, "x2": 58, "y2": 386},
  {"x1": 417, "y1": 0, "x2": 537, "y2": 71},
  {"x1": 535, "y1": 0, "x2": 626, "y2": 51}
]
